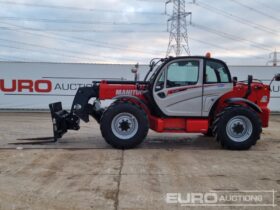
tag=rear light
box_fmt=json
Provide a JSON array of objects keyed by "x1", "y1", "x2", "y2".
[{"x1": 260, "y1": 96, "x2": 268, "y2": 103}]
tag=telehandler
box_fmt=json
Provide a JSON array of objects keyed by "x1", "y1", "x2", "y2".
[{"x1": 20, "y1": 55, "x2": 280, "y2": 150}]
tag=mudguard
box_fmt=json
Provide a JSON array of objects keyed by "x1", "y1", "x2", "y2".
[
  {"x1": 225, "y1": 98, "x2": 262, "y2": 113},
  {"x1": 112, "y1": 95, "x2": 149, "y2": 112}
]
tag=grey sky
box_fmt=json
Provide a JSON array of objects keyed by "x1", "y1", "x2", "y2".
[{"x1": 0, "y1": 0, "x2": 279, "y2": 65}]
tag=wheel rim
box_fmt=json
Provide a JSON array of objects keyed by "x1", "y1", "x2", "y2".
[
  {"x1": 226, "y1": 115, "x2": 253, "y2": 142},
  {"x1": 111, "y1": 112, "x2": 139, "y2": 140}
]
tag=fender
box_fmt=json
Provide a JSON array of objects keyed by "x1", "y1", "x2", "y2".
[
  {"x1": 113, "y1": 95, "x2": 149, "y2": 113},
  {"x1": 225, "y1": 98, "x2": 262, "y2": 113}
]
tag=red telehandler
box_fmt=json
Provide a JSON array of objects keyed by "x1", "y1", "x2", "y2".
[{"x1": 18, "y1": 55, "x2": 280, "y2": 150}]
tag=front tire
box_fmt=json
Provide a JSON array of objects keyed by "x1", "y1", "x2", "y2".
[
  {"x1": 214, "y1": 106, "x2": 262, "y2": 150},
  {"x1": 100, "y1": 101, "x2": 149, "y2": 149}
]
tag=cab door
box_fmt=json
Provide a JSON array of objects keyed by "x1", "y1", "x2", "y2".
[
  {"x1": 202, "y1": 60, "x2": 233, "y2": 116},
  {"x1": 153, "y1": 58, "x2": 204, "y2": 117}
]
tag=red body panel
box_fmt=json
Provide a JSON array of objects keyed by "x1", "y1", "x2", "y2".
[
  {"x1": 99, "y1": 81, "x2": 147, "y2": 101},
  {"x1": 149, "y1": 116, "x2": 209, "y2": 133},
  {"x1": 187, "y1": 119, "x2": 209, "y2": 133},
  {"x1": 216, "y1": 82, "x2": 270, "y2": 127},
  {"x1": 98, "y1": 80, "x2": 271, "y2": 133}
]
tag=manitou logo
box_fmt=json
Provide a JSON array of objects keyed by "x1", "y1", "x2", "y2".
[
  {"x1": 0, "y1": 79, "x2": 52, "y2": 93},
  {"x1": 116, "y1": 89, "x2": 143, "y2": 96}
]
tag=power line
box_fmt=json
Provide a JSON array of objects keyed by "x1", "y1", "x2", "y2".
[
  {"x1": 144, "y1": 0, "x2": 280, "y2": 38},
  {"x1": 0, "y1": 26, "x2": 165, "y2": 33},
  {"x1": 191, "y1": 23, "x2": 272, "y2": 52},
  {"x1": 0, "y1": 1, "x2": 164, "y2": 15},
  {"x1": 0, "y1": 5, "x2": 276, "y2": 62},
  {"x1": 0, "y1": 44, "x2": 85, "y2": 62},
  {"x1": 0, "y1": 20, "x2": 274, "y2": 60},
  {"x1": 189, "y1": 37, "x2": 230, "y2": 51},
  {"x1": 0, "y1": 16, "x2": 162, "y2": 26},
  {"x1": 0, "y1": 37, "x2": 96, "y2": 58},
  {"x1": 254, "y1": 0, "x2": 280, "y2": 13},
  {"x1": 0, "y1": 22, "x2": 165, "y2": 55},
  {"x1": 57, "y1": 35, "x2": 165, "y2": 55},
  {"x1": 0, "y1": 38, "x2": 150, "y2": 63},
  {"x1": 229, "y1": 0, "x2": 280, "y2": 22},
  {"x1": 0, "y1": 25, "x2": 123, "y2": 62},
  {"x1": 4, "y1": 20, "x2": 249, "y2": 59},
  {"x1": 0, "y1": 28, "x2": 267, "y2": 62},
  {"x1": 0, "y1": 42, "x2": 98, "y2": 62},
  {"x1": 189, "y1": 37, "x2": 266, "y2": 59},
  {"x1": 2, "y1": 0, "x2": 279, "y2": 34},
  {"x1": 0, "y1": 23, "x2": 167, "y2": 62},
  {"x1": 193, "y1": 0, "x2": 279, "y2": 36}
]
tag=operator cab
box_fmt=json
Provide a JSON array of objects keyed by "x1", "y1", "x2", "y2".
[{"x1": 151, "y1": 56, "x2": 233, "y2": 117}]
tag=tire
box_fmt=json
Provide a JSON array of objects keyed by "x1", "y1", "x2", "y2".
[
  {"x1": 214, "y1": 106, "x2": 262, "y2": 150},
  {"x1": 100, "y1": 101, "x2": 149, "y2": 149}
]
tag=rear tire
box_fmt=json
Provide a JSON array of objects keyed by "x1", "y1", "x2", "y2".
[
  {"x1": 100, "y1": 101, "x2": 149, "y2": 149},
  {"x1": 214, "y1": 106, "x2": 262, "y2": 150}
]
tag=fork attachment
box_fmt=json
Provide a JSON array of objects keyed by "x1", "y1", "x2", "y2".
[{"x1": 49, "y1": 102, "x2": 80, "y2": 141}]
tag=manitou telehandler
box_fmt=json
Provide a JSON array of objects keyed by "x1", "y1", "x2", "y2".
[{"x1": 22, "y1": 55, "x2": 280, "y2": 150}]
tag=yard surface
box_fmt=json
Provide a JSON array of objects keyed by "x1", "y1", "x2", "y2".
[{"x1": 0, "y1": 112, "x2": 279, "y2": 210}]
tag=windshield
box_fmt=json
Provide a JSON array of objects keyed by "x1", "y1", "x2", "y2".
[
  {"x1": 144, "y1": 58, "x2": 166, "y2": 82},
  {"x1": 148, "y1": 64, "x2": 163, "y2": 82}
]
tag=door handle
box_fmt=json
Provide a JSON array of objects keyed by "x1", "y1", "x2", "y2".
[{"x1": 157, "y1": 92, "x2": 166, "y2": 98}]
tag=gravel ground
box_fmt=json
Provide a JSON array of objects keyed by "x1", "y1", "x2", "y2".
[{"x1": 0, "y1": 112, "x2": 279, "y2": 210}]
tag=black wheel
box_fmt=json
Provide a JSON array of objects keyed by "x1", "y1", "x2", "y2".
[
  {"x1": 213, "y1": 106, "x2": 262, "y2": 150},
  {"x1": 100, "y1": 101, "x2": 149, "y2": 149}
]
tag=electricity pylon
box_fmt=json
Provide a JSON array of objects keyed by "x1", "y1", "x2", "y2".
[
  {"x1": 166, "y1": 0, "x2": 192, "y2": 57},
  {"x1": 267, "y1": 50, "x2": 280, "y2": 66}
]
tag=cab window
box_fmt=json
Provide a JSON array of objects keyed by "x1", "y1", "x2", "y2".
[
  {"x1": 205, "y1": 60, "x2": 231, "y2": 83},
  {"x1": 218, "y1": 68, "x2": 231, "y2": 83},
  {"x1": 205, "y1": 66, "x2": 218, "y2": 83},
  {"x1": 166, "y1": 60, "x2": 199, "y2": 88}
]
